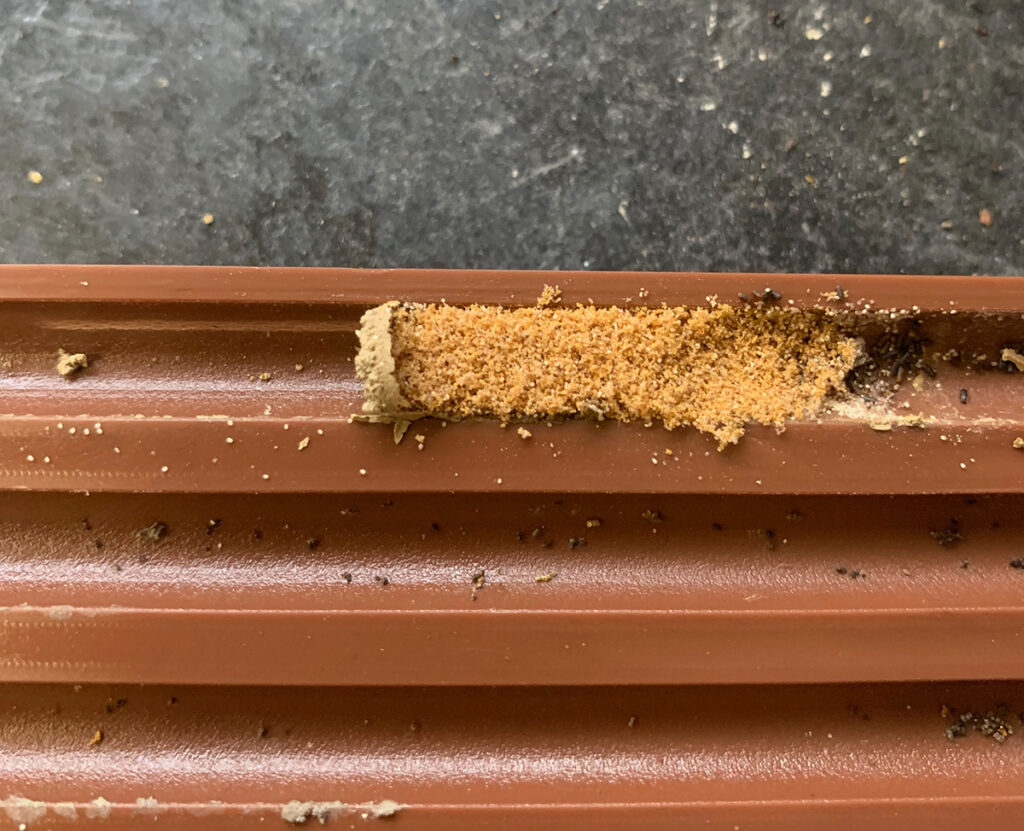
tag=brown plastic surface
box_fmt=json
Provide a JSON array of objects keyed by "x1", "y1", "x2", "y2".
[{"x1": 2, "y1": 266, "x2": 1024, "y2": 827}]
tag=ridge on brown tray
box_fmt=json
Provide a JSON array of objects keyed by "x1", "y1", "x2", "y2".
[{"x1": 5, "y1": 267, "x2": 1024, "y2": 829}]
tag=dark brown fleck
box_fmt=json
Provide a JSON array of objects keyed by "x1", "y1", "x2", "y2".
[{"x1": 930, "y1": 519, "x2": 962, "y2": 548}]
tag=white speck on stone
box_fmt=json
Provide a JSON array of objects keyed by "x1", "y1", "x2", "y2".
[
  {"x1": 726, "y1": 120, "x2": 739, "y2": 134},
  {"x1": 700, "y1": 101, "x2": 717, "y2": 111},
  {"x1": 757, "y1": 49, "x2": 767, "y2": 61},
  {"x1": 26, "y1": 455, "x2": 34, "y2": 462},
  {"x1": 823, "y1": 51, "x2": 833, "y2": 61},
  {"x1": 741, "y1": 142, "x2": 752, "y2": 159},
  {"x1": 225, "y1": 437, "x2": 234, "y2": 444},
  {"x1": 160, "y1": 465, "x2": 169, "y2": 473},
  {"x1": 805, "y1": 26, "x2": 824, "y2": 40},
  {"x1": 359, "y1": 469, "x2": 367, "y2": 476},
  {"x1": 262, "y1": 473, "x2": 270, "y2": 480},
  {"x1": 859, "y1": 44, "x2": 872, "y2": 57},
  {"x1": 820, "y1": 80, "x2": 832, "y2": 97}
]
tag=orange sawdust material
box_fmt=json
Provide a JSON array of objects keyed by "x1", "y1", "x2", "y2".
[{"x1": 373, "y1": 301, "x2": 860, "y2": 447}]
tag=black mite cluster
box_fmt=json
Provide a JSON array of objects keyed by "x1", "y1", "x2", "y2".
[{"x1": 845, "y1": 321, "x2": 935, "y2": 401}]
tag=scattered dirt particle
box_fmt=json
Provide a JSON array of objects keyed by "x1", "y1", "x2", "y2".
[
  {"x1": 136, "y1": 521, "x2": 168, "y2": 541},
  {"x1": 294, "y1": 363, "x2": 304, "y2": 372},
  {"x1": 1013, "y1": 438, "x2": 1024, "y2": 450},
  {"x1": 104, "y1": 698, "x2": 128, "y2": 713},
  {"x1": 979, "y1": 208, "x2": 993, "y2": 226},
  {"x1": 306, "y1": 537, "x2": 320, "y2": 550},
  {"x1": 205, "y1": 519, "x2": 221, "y2": 536},
  {"x1": 930, "y1": 519, "x2": 962, "y2": 548},
  {"x1": 835, "y1": 566, "x2": 866, "y2": 580},
  {"x1": 627, "y1": 715, "x2": 638, "y2": 727},
  {"x1": 642, "y1": 509, "x2": 663, "y2": 524},
  {"x1": 342, "y1": 572, "x2": 353, "y2": 583},
  {"x1": 258, "y1": 372, "x2": 272, "y2": 382},
  {"x1": 56, "y1": 348, "x2": 88, "y2": 377},
  {"x1": 1001, "y1": 348, "x2": 1024, "y2": 372},
  {"x1": 535, "y1": 572, "x2": 557, "y2": 583},
  {"x1": 201, "y1": 213, "x2": 214, "y2": 225},
  {"x1": 960, "y1": 388, "x2": 969, "y2": 404},
  {"x1": 767, "y1": 8, "x2": 785, "y2": 27},
  {"x1": 27, "y1": 169, "x2": 43, "y2": 184},
  {"x1": 1010, "y1": 559, "x2": 1024, "y2": 570},
  {"x1": 786, "y1": 509, "x2": 802, "y2": 521},
  {"x1": 374, "y1": 575, "x2": 390, "y2": 586},
  {"x1": 517, "y1": 427, "x2": 533, "y2": 439},
  {"x1": 536, "y1": 284, "x2": 562, "y2": 307},
  {"x1": 940, "y1": 219, "x2": 954, "y2": 230},
  {"x1": 253, "y1": 528, "x2": 263, "y2": 540},
  {"x1": 471, "y1": 570, "x2": 486, "y2": 600},
  {"x1": 89, "y1": 729, "x2": 103, "y2": 747},
  {"x1": 585, "y1": 518, "x2": 601, "y2": 528},
  {"x1": 568, "y1": 536, "x2": 586, "y2": 548},
  {"x1": 945, "y1": 710, "x2": 1013, "y2": 743},
  {"x1": 257, "y1": 723, "x2": 268, "y2": 738},
  {"x1": 297, "y1": 437, "x2": 310, "y2": 451}
]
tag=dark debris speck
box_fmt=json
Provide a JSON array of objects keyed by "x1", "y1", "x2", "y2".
[{"x1": 930, "y1": 519, "x2": 962, "y2": 548}]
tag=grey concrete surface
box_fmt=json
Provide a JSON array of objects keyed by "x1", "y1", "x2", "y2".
[{"x1": 1, "y1": 0, "x2": 1021, "y2": 273}]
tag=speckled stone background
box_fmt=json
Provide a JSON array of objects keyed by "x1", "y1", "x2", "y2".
[{"x1": 1, "y1": 0, "x2": 1021, "y2": 273}]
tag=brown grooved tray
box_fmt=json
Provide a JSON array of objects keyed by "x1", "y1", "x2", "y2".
[{"x1": 3, "y1": 266, "x2": 1024, "y2": 827}]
